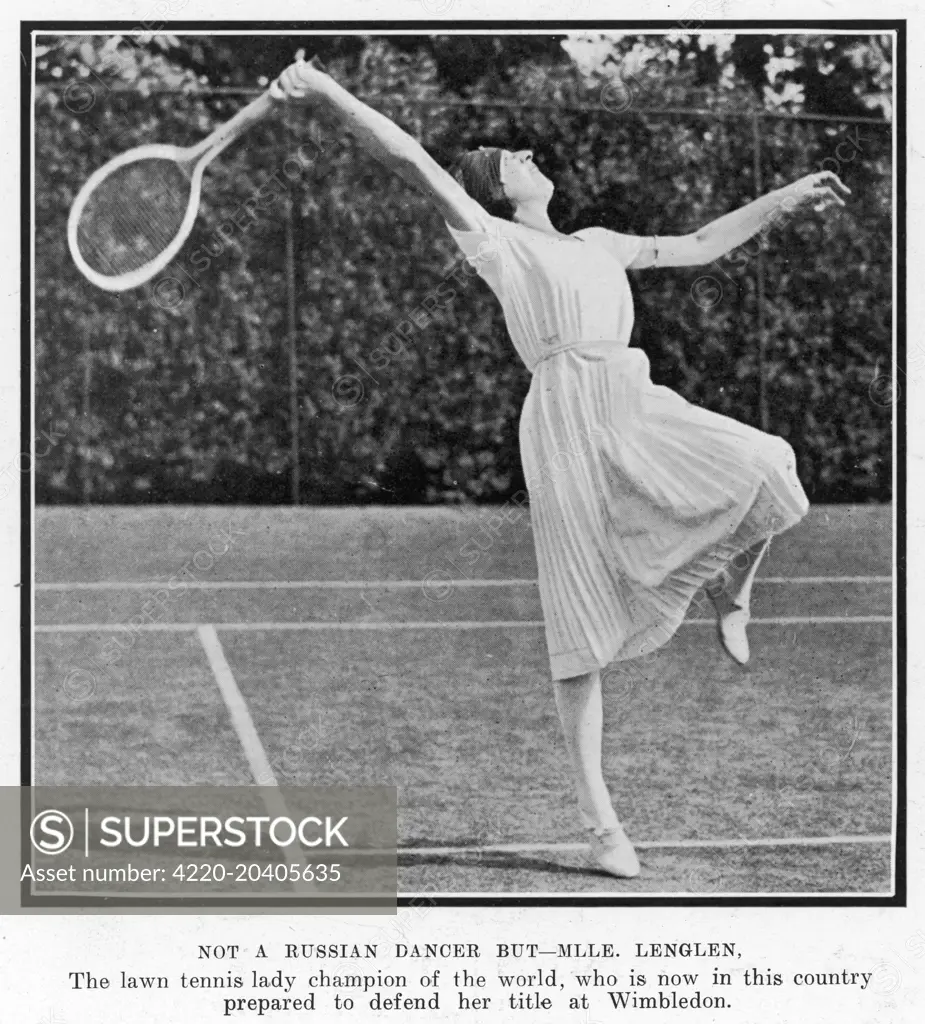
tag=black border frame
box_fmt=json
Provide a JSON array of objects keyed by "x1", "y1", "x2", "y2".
[{"x1": 21, "y1": 18, "x2": 906, "y2": 910}]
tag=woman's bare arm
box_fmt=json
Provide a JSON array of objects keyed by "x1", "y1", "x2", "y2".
[
  {"x1": 627, "y1": 171, "x2": 850, "y2": 269},
  {"x1": 271, "y1": 59, "x2": 491, "y2": 232}
]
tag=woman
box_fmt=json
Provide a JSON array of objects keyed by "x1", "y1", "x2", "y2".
[{"x1": 271, "y1": 58, "x2": 848, "y2": 879}]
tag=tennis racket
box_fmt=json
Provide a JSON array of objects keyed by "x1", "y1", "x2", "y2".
[{"x1": 67, "y1": 54, "x2": 324, "y2": 292}]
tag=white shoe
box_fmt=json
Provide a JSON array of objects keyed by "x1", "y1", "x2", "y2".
[
  {"x1": 717, "y1": 606, "x2": 751, "y2": 665},
  {"x1": 708, "y1": 540, "x2": 770, "y2": 665},
  {"x1": 587, "y1": 825, "x2": 641, "y2": 879}
]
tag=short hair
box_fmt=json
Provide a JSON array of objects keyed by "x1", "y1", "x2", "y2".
[{"x1": 452, "y1": 147, "x2": 515, "y2": 220}]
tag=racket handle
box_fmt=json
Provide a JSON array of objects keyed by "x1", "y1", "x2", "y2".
[
  {"x1": 188, "y1": 57, "x2": 328, "y2": 161},
  {"x1": 292, "y1": 47, "x2": 327, "y2": 72},
  {"x1": 217, "y1": 90, "x2": 274, "y2": 144},
  {"x1": 294, "y1": 47, "x2": 326, "y2": 73},
  {"x1": 189, "y1": 90, "x2": 275, "y2": 160}
]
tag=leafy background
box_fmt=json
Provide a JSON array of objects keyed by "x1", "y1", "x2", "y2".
[{"x1": 34, "y1": 32, "x2": 893, "y2": 505}]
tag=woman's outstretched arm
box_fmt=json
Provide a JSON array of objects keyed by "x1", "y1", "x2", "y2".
[
  {"x1": 271, "y1": 58, "x2": 490, "y2": 233},
  {"x1": 628, "y1": 171, "x2": 851, "y2": 269}
]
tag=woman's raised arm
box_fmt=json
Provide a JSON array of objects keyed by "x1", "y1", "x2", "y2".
[
  {"x1": 271, "y1": 59, "x2": 491, "y2": 233},
  {"x1": 626, "y1": 171, "x2": 851, "y2": 270}
]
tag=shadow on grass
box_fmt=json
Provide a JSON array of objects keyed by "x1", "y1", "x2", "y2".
[{"x1": 398, "y1": 849, "x2": 639, "y2": 881}]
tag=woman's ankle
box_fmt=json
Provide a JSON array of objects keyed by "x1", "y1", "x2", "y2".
[
  {"x1": 709, "y1": 584, "x2": 736, "y2": 617},
  {"x1": 580, "y1": 808, "x2": 621, "y2": 835}
]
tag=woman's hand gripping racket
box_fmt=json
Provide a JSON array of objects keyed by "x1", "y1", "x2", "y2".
[{"x1": 67, "y1": 54, "x2": 326, "y2": 292}]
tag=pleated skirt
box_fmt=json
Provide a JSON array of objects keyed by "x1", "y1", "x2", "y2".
[{"x1": 519, "y1": 346, "x2": 809, "y2": 680}]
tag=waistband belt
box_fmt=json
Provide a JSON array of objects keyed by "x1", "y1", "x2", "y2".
[{"x1": 531, "y1": 338, "x2": 622, "y2": 371}]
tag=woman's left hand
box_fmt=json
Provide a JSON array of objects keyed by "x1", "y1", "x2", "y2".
[
  {"x1": 270, "y1": 54, "x2": 333, "y2": 104},
  {"x1": 786, "y1": 171, "x2": 852, "y2": 213}
]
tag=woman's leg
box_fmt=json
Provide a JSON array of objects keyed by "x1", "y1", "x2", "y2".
[
  {"x1": 553, "y1": 670, "x2": 618, "y2": 833},
  {"x1": 711, "y1": 538, "x2": 771, "y2": 616},
  {"x1": 727, "y1": 537, "x2": 771, "y2": 609},
  {"x1": 554, "y1": 670, "x2": 640, "y2": 877},
  {"x1": 709, "y1": 538, "x2": 772, "y2": 663}
]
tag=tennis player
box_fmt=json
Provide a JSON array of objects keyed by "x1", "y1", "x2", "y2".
[{"x1": 271, "y1": 59, "x2": 848, "y2": 879}]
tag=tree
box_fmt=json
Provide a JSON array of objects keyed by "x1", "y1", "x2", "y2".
[{"x1": 35, "y1": 33, "x2": 892, "y2": 505}]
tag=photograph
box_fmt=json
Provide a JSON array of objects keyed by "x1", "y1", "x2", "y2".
[{"x1": 28, "y1": 25, "x2": 898, "y2": 897}]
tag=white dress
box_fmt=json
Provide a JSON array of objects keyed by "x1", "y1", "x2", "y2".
[{"x1": 446, "y1": 216, "x2": 809, "y2": 681}]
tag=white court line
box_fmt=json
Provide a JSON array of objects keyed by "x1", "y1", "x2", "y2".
[
  {"x1": 196, "y1": 625, "x2": 279, "y2": 786},
  {"x1": 398, "y1": 834, "x2": 892, "y2": 856},
  {"x1": 35, "y1": 575, "x2": 891, "y2": 591},
  {"x1": 36, "y1": 615, "x2": 892, "y2": 633},
  {"x1": 196, "y1": 625, "x2": 309, "y2": 893}
]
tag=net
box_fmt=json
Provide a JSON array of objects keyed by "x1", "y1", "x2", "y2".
[{"x1": 74, "y1": 158, "x2": 193, "y2": 277}]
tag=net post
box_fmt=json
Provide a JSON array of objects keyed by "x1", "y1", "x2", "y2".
[{"x1": 752, "y1": 110, "x2": 770, "y2": 434}]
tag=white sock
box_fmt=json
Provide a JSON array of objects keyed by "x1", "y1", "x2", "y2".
[
  {"x1": 709, "y1": 538, "x2": 771, "y2": 615},
  {"x1": 553, "y1": 671, "x2": 620, "y2": 834},
  {"x1": 728, "y1": 538, "x2": 771, "y2": 610}
]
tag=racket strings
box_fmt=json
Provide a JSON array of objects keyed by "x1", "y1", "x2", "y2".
[{"x1": 74, "y1": 158, "x2": 193, "y2": 277}]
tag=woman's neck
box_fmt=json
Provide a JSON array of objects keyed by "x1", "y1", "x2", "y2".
[{"x1": 511, "y1": 200, "x2": 559, "y2": 237}]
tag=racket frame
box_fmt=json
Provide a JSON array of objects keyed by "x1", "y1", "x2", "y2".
[{"x1": 67, "y1": 90, "x2": 276, "y2": 292}]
